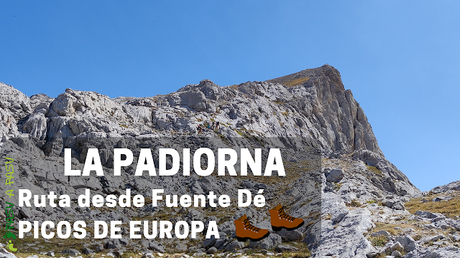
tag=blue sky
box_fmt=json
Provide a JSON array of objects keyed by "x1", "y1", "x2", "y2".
[{"x1": 1, "y1": 1, "x2": 459, "y2": 191}]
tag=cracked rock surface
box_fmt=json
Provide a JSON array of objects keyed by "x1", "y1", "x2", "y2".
[{"x1": 2, "y1": 65, "x2": 456, "y2": 257}]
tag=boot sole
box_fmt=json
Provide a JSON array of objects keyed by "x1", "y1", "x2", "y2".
[
  {"x1": 236, "y1": 233, "x2": 270, "y2": 242},
  {"x1": 272, "y1": 220, "x2": 305, "y2": 231}
]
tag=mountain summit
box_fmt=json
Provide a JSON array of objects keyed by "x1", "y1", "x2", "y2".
[{"x1": 1, "y1": 65, "x2": 417, "y2": 193}]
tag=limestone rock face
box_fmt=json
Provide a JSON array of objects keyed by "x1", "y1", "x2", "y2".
[
  {"x1": 268, "y1": 65, "x2": 381, "y2": 155},
  {"x1": 0, "y1": 82, "x2": 31, "y2": 137},
  {"x1": 1, "y1": 65, "x2": 427, "y2": 257}
]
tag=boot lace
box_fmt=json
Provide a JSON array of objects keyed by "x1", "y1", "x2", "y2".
[
  {"x1": 243, "y1": 218, "x2": 260, "y2": 232},
  {"x1": 279, "y1": 208, "x2": 295, "y2": 222}
]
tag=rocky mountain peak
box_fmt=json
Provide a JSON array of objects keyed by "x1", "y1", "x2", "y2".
[
  {"x1": 267, "y1": 64, "x2": 345, "y2": 91},
  {"x1": 1, "y1": 66, "x2": 418, "y2": 196},
  {"x1": 4, "y1": 66, "x2": 422, "y2": 202}
]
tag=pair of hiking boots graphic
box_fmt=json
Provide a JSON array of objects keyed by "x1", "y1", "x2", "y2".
[{"x1": 234, "y1": 204, "x2": 304, "y2": 241}]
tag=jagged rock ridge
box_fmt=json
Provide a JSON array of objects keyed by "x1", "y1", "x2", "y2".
[{"x1": 1, "y1": 65, "x2": 417, "y2": 196}]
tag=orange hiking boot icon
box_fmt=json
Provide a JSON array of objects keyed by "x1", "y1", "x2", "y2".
[
  {"x1": 269, "y1": 204, "x2": 304, "y2": 231},
  {"x1": 234, "y1": 215, "x2": 269, "y2": 241}
]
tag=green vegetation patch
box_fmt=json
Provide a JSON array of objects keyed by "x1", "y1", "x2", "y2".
[
  {"x1": 406, "y1": 192, "x2": 460, "y2": 218},
  {"x1": 366, "y1": 165, "x2": 383, "y2": 175},
  {"x1": 369, "y1": 235, "x2": 389, "y2": 247},
  {"x1": 284, "y1": 77, "x2": 310, "y2": 87}
]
